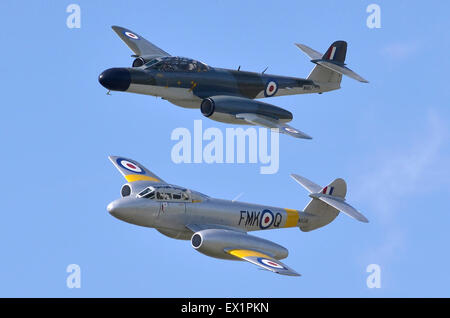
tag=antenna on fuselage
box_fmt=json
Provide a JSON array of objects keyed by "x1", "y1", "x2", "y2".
[
  {"x1": 237, "y1": 65, "x2": 241, "y2": 71},
  {"x1": 262, "y1": 66, "x2": 268, "y2": 74},
  {"x1": 232, "y1": 192, "x2": 244, "y2": 202}
]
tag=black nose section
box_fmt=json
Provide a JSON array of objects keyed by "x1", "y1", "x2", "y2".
[{"x1": 98, "y1": 68, "x2": 131, "y2": 91}]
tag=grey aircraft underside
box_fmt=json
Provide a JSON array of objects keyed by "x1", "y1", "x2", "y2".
[
  {"x1": 107, "y1": 156, "x2": 369, "y2": 276},
  {"x1": 99, "y1": 26, "x2": 368, "y2": 139}
]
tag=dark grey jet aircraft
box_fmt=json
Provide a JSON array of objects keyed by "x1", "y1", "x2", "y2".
[{"x1": 99, "y1": 26, "x2": 368, "y2": 139}]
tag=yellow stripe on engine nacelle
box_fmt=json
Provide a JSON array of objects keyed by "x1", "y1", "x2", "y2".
[
  {"x1": 284, "y1": 208, "x2": 299, "y2": 228},
  {"x1": 125, "y1": 175, "x2": 160, "y2": 182}
]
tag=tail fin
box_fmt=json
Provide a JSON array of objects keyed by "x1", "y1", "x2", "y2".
[
  {"x1": 322, "y1": 40, "x2": 347, "y2": 63},
  {"x1": 295, "y1": 41, "x2": 368, "y2": 84},
  {"x1": 290, "y1": 174, "x2": 368, "y2": 232}
]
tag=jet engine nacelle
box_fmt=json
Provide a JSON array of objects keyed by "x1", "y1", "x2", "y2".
[
  {"x1": 132, "y1": 55, "x2": 160, "y2": 67},
  {"x1": 119, "y1": 181, "x2": 151, "y2": 197},
  {"x1": 200, "y1": 96, "x2": 293, "y2": 125},
  {"x1": 191, "y1": 229, "x2": 288, "y2": 260}
]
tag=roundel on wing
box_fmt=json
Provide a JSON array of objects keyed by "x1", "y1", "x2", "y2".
[
  {"x1": 260, "y1": 209, "x2": 274, "y2": 229},
  {"x1": 124, "y1": 31, "x2": 139, "y2": 40},
  {"x1": 116, "y1": 158, "x2": 145, "y2": 174},
  {"x1": 264, "y1": 80, "x2": 278, "y2": 97},
  {"x1": 257, "y1": 257, "x2": 286, "y2": 270}
]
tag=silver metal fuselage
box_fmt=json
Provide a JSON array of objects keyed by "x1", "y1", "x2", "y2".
[{"x1": 107, "y1": 183, "x2": 304, "y2": 241}]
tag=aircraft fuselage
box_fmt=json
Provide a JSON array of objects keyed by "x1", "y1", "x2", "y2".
[
  {"x1": 99, "y1": 64, "x2": 339, "y2": 109},
  {"x1": 107, "y1": 189, "x2": 305, "y2": 240}
]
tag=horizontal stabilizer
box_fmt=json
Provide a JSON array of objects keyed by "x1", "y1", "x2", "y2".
[
  {"x1": 312, "y1": 194, "x2": 369, "y2": 223},
  {"x1": 290, "y1": 174, "x2": 322, "y2": 193},
  {"x1": 291, "y1": 174, "x2": 369, "y2": 225},
  {"x1": 295, "y1": 43, "x2": 323, "y2": 60},
  {"x1": 296, "y1": 41, "x2": 368, "y2": 83},
  {"x1": 236, "y1": 113, "x2": 312, "y2": 139},
  {"x1": 314, "y1": 60, "x2": 369, "y2": 83}
]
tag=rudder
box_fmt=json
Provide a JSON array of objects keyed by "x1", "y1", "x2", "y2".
[{"x1": 322, "y1": 41, "x2": 347, "y2": 64}]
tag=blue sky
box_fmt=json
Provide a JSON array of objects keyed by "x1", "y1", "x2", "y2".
[{"x1": 0, "y1": 0, "x2": 449, "y2": 297}]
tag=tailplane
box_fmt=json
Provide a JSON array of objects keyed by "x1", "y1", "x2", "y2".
[
  {"x1": 290, "y1": 174, "x2": 368, "y2": 232},
  {"x1": 295, "y1": 41, "x2": 368, "y2": 85}
]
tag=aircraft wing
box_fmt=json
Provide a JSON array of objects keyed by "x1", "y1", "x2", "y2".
[
  {"x1": 111, "y1": 26, "x2": 170, "y2": 58},
  {"x1": 109, "y1": 156, "x2": 166, "y2": 183},
  {"x1": 226, "y1": 249, "x2": 300, "y2": 276},
  {"x1": 236, "y1": 113, "x2": 312, "y2": 139}
]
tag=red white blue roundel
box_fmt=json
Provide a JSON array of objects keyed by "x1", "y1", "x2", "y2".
[
  {"x1": 264, "y1": 80, "x2": 278, "y2": 97},
  {"x1": 257, "y1": 257, "x2": 286, "y2": 270},
  {"x1": 260, "y1": 209, "x2": 274, "y2": 229},
  {"x1": 124, "y1": 31, "x2": 139, "y2": 40},
  {"x1": 116, "y1": 158, "x2": 145, "y2": 174}
]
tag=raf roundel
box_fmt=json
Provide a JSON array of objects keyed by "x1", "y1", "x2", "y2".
[
  {"x1": 117, "y1": 158, "x2": 145, "y2": 174},
  {"x1": 257, "y1": 258, "x2": 286, "y2": 270},
  {"x1": 264, "y1": 80, "x2": 278, "y2": 97},
  {"x1": 259, "y1": 209, "x2": 274, "y2": 229},
  {"x1": 124, "y1": 31, "x2": 139, "y2": 40}
]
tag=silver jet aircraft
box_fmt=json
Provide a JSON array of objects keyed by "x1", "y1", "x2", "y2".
[
  {"x1": 99, "y1": 26, "x2": 368, "y2": 139},
  {"x1": 107, "y1": 156, "x2": 369, "y2": 276}
]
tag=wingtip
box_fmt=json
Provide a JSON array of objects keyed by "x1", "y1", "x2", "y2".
[
  {"x1": 276, "y1": 270, "x2": 301, "y2": 277},
  {"x1": 295, "y1": 132, "x2": 313, "y2": 140},
  {"x1": 297, "y1": 130, "x2": 313, "y2": 140},
  {"x1": 108, "y1": 155, "x2": 117, "y2": 162}
]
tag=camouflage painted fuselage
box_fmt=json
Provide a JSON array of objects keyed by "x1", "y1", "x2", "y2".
[{"x1": 100, "y1": 61, "x2": 338, "y2": 109}]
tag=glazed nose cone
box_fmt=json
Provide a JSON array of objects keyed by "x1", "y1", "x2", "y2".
[{"x1": 98, "y1": 68, "x2": 131, "y2": 91}]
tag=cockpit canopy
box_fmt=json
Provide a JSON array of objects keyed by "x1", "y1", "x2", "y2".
[
  {"x1": 137, "y1": 184, "x2": 191, "y2": 202},
  {"x1": 144, "y1": 56, "x2": 209, "y2": 72}
]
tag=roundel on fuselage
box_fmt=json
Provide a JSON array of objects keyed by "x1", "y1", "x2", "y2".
[
  {"x1": 260, "y1": 209, "x2": 274, "y2": 229},
  {"x1": 264, "y1": 80, "x2": 278, "y2": 97}
]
